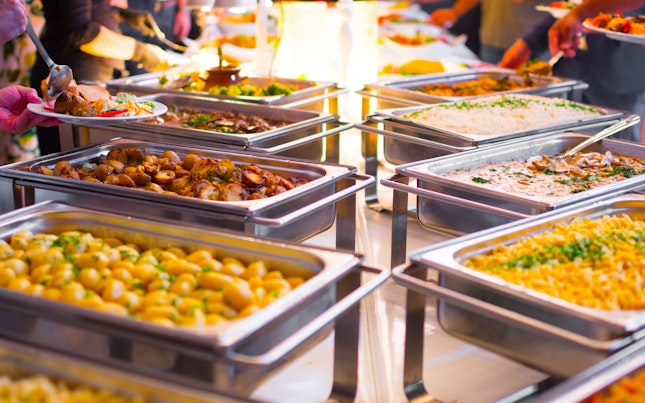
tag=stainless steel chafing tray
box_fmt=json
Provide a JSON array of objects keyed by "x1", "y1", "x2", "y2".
[
  {"x1": 105, "y1": 67, "x2": 343, "y2": 110},
  {"x1": 0, "y1": 138, "x2": 373, "y2": 242},
  {"x1": 104, "y1": 93, "x2": 351, "y2": 161},
  {"x1": 0, "y1": 201, "x2": 389, "y2": 394},
  {"x1": 529, "y1": 335, "x2": 645, "y2": 402},
  {"x1": 374, "y1": 94, "x2": 628, "y2": 146},
  {"x1": 359, "y1": 68, "x2": 588, "y2": 109},
  {"x1": 393, "y1": 194, "x2": 645, "y2": 379},
  {"x1": 381, "y1": 130, "x2": 645, "y2": 235},
  {"x1": 0, "y1": 338, "x2": 248, "y2": 402}
]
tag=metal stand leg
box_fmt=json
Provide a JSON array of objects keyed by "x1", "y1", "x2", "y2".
[
  {"x1": 328, "y1": 269, "x2": 362, "y2": 403},
  {"x1": 403, "y1": 264, "x2": 433, "y2": 402},
  {"x1": 329, "y1": 177, "x2": 360, "y2": 402},
  {"x1": 362, "y1": 127, "x2": 385, "y2": 212},
  {"x1": 391, "y1": 175, "x2": 410, "y2": 268}
]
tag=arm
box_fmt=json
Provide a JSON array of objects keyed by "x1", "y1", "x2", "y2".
[
  {"x1": 173, "y1": 0, "x2": 191, "y2": 41},
  {"x1": 549, "y1": 0, "x2": 645, "y2": 55},
  {"x1": 428, "y1": 0, "x2": 480, "y2": 27},
  {"x1": 0, "y1": 0, "x2": 27, "y2": 45},
  {"x1": 0, "y1": 86, "x2": 61, "y2": 134},
  {"x1": 498, "y1": 16, "x2": 555, "y2": 69}
]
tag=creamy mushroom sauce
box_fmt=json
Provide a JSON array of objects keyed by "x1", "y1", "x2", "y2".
[{"x1": 440, "y1": 151, "x2": 645, "y2": 203}]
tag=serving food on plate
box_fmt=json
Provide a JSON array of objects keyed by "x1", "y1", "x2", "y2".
[{"x1": 583, "y1": 12, "x2": 645, "y2": 43}]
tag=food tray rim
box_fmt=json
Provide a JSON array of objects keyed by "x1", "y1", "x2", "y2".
[
  {"x1": 395, "y1": 131, "x2": 645, "y2": 210},
  {"x1": 0, "y1": 200, "x2": 363, "y2": 349},
  {"x1": 406, "y1": 193, "x2": 645, "y2": 333},
  {"x1": 121, "y1": 93, "x2": 338, "y2": 147},
  {"x1": 105, "y1": 67, "x2": 338, "y2": 103},
  {"x1": 0, "y1": 137, "x2": 356, "y2": 215},
  {"x1": 374, "y1": 94, "x2": 628, "y2": 145}
]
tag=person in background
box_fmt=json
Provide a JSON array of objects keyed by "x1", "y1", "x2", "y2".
[
  {"x1": 30, "y1": 0, "x2": 174, "y2": 155},
  {"x1": 0, "y1": 0, "x2": 60, "y2": 163},
  {"x1": 548, "y1": 0, "x2": 645, "y2": 56},
  {"x1": 499, "y1": 1, "x2": 645, "y2": 142},
  {"x1": 429, "y1": 0, "x2": 548, "y2": 64},
  {"x1": 117, "y1": 0, "x2": 193, "y2": 76}
]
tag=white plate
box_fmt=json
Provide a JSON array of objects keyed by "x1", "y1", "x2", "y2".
[
  {"x1": 535, "y1": 5, "x2": 573, "y2": 19},
  {"x1": 583, "y1": 19, "x2": 645, "y2": 44},
  {"x1": 27, "y1": 101, "x2": 168, "y2": 126}
]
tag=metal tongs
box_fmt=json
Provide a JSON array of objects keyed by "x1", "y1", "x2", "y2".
[
  {"x1": 116, "y1": 7, "x2": 188, "y2": 52},
  {"x1": 559, "y1": 114, "x2": 641, "y2": 158}
]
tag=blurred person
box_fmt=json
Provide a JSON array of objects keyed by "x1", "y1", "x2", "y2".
[
  {"x1": 0, "y1": 0, "x2": 60, "y2": 163},
  {"x1": 499, "y1": 2, "x2": 645, "y2": 142},
  {"x1": 548, "y1": 0, "x2": 645, "y2": 56},
  {"x1": 116, "y1": 0, "x2": 195, "y2": 76},
  {"x1": 1, "y1": 0, "x2": 28, "y2": 44},
  {"x1": 429, "y1": 0, "x2": 548, "y2": 64},
  {"x1": 30, "y1": 0, "x2": 174, "y2": 155}
]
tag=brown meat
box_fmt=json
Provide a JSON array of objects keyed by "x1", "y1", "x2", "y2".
[
  {"x1": 54, "y1": 91, "x2": 96, "y2": 117},
  {"x1": 77, "y1": 84, "x2": 111, "y2": 103}
]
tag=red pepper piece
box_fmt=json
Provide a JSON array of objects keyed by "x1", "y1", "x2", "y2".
[{"x1": 99, "y1": 108, "x2": 128, "y2": 117}]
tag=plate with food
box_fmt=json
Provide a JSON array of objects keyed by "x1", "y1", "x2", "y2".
[
  {"x1": 535, "y1": 2, "x2": 576, "y2": 19},
  {"x1": 583, "y1": 12, "x2": 645, "y2": 44},
  {"x1": 28, "y1": 84, "x2": 167, "y2": 125}
]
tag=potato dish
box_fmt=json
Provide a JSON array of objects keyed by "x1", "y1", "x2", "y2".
[
  {"x1": 463, "y1": 214, "x2": 645, "y2": 310},
  {"x1": 0, "y1": 229, "x2": 307, "y2": 327},
  {"x1": 39, "y1": 147, "x2": 310, "y2": 201}
]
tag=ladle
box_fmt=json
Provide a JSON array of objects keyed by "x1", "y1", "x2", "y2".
[
  {"x1": 559, "y1": 114, "x2": 641, "y2": 158},
  {"x1": 24, "y1": 21, "x2": 73, "y2": 99}
]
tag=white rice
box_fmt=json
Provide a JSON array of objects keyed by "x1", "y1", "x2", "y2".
[{"x1": 404, "y1": 94, "x2": 601, "y2": 135}]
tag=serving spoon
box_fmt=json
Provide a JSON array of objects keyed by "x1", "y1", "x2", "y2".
[
  {"x1": 24, "y1": 21, "x2": 73, "y2": 99},
  {"x1": 559, "y1": 114, "x2": 641, "y2": 158}
]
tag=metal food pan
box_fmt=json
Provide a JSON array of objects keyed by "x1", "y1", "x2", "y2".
[
  {"x1": 374, "y1": 94, "x2": 629, "y2": 146},
  {"x1": 105, "y1": 67, "x2": 339, "y2": 109},
  {"x1": 362, "y1": 68, "x2": 588, "y2": 106},
  {"x1": 387, "y1": 131, "x2": 645, "y2": 235},
  {"x1": 0, "y1": 201, "x2": 388, "y2": 393},
  {"x1": 529, "y1": 336, "x2": 645, "y2": 402},
  {"x1": 0, "y1": 338, "x2": 248, "y2": 402},
  {"x1": 111, "y1": 93, "x2": 347, "y2": 161},
  {"x1": 0, "y1": 138, "x2": 370, "y2": 241},
  {"x1": 393, "y1": 194, "x2": 645, "y2": 378}
]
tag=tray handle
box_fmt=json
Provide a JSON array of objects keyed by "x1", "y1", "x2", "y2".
[
  {"x1": 247, "y1": 121, "x2": 353, "y2": 154},
  {"x1": 380, "y1": 175, "x2": 529, "y2": 220},
  {"x1": 247, "y1": 173, "x2": 374, "y2": 227},
  {"x1": 355, "y1": 89, "x2": 427, "y2": 106},
  {"x1": 392, "y1": 264, "x2": 618, "y2": 349},
  {"x1": 354, "y1": 120, "x2": 473, "y2": 152},
  {"x1": 278, "y1": 87, "x2": 349, "y2": 109},
  {"x1": 225, "y1": 264, "x2": 390, "y2": 366}
]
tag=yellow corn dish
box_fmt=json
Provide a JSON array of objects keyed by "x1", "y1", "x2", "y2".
[
  {"x1": 0, "y1": 374, "x2": 144, "y2": 402},
  {"x1": 587, "y1": 367, "x2": 645, "y2": 402},
  {"x1": 0, "y1": 230, "x2": 307, "y2": 327},
  {"x1": 463, "y1": 214, "x2": 645, "y2": 310}
]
